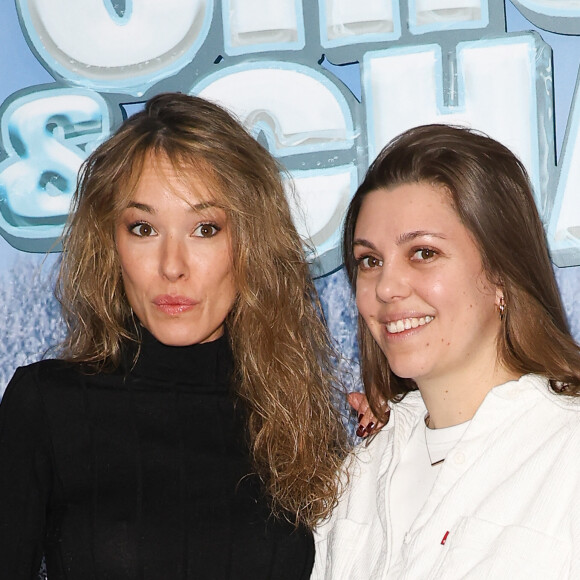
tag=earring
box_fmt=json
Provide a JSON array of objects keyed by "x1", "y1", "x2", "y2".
[{"x1": 498, "y1": 295, "x2": 506, "y2": 320}]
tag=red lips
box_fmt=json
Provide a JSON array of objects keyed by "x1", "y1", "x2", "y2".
[{"x1": 153, "y1": 295, "x2": 198, "y2": 315}]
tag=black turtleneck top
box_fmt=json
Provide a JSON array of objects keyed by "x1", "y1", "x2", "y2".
[{"x1": 0, "y1": 332, "x2": 314, "y2": 579}]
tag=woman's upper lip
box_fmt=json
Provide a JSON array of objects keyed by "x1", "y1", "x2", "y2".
[
  {"x1": 153, "y1": 295, "x2": 198, "y2": 306},
  {"x1": 378, "y1": 312, "x2": 434, "y2": 323}
]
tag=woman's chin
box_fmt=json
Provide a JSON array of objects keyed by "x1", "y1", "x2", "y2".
[{"x1": 145, "y1": 323, "x2": 225, "y2": 347}]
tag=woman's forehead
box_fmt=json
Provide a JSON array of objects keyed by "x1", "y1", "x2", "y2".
[{"x1": 122, "y1": 153, "x2": 223, "y2": 207}]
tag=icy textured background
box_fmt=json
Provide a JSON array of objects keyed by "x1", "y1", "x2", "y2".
[{"x1": 0, "y1": 257, "x2": 65, "y2": 392}]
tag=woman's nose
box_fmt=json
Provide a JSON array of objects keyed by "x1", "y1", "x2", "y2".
[
  {"x1": 159, "y1": 236, "x2": 189, "y2": 281},
  {"x1": 374, "y1": 258, "x2": 409, "y2": 303}
]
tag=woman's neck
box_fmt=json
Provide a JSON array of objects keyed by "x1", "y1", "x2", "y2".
[
  {"x1": 417, "y1": 361, "x2": 521, "y2": 429},
  {"x1": 128, "y1": 327, "x2": 233, "y2": 385}
]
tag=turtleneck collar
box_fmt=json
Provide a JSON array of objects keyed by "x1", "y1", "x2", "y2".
[{"x1": 127, "y1": 327, "x2": 233, "y2": 387}]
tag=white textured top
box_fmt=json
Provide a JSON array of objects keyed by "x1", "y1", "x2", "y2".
[
  {"x1": 313, "y1": 374, "x2": 580, "y2": 579},
  {"x1": 389, "y1": 418, "x2": 470, "y2": 562}
]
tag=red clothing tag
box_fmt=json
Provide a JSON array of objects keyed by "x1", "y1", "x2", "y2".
[{"x1": 441, "y1": 531, "x2": 450, "y2": 545}]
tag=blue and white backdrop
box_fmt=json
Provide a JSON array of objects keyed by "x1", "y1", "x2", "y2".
[{"x1": 1, "y1": 0, "x2": 580, "y2": 392}]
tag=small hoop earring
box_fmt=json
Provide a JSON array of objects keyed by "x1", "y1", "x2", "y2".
[{"x1": 498, "y1": 296, "x2": 506, "y2": 320}]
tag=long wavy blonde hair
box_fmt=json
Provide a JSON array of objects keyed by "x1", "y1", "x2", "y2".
[{"x1": 56, "y1": 92, "x2": 346, "y2": 527}]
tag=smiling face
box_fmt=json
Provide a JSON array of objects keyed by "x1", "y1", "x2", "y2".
[
  {"x1": 115, "y1": 155, "x2": 237, "y2": 346},
  {"x1": 353, "y1": 182, "x2": 503, "y2": 390}
]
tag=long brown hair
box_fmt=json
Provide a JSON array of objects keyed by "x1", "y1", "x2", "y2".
[
  {"x1": 343, "y1": 124, "x2": 580, "y2": 420},
  {"x1": 56, "y1": 92, "x2": 346, "y2": 527}
]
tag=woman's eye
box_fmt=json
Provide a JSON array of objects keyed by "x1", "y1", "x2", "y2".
[
  {"x1": 129, "y1": 222, "x2": 156, "y2": 237},
  {"x1": 194, "y1": 223, "x2": 220, "y2": 238},
  {"x1": 413, "y1": 248, "x2": 437, "y2": 261},
  {"x1": 358, "y1": 256, "x2": 383, "y2": 269}
]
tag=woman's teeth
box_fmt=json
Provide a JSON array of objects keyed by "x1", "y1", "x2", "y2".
[{"x1": 386, "y1": 315, "x2": 434, "y2": 334}]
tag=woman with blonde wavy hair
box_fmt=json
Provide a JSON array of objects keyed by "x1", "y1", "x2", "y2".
[{"x1": 0, "y1": 92, "x2": 346, "y2": 579}]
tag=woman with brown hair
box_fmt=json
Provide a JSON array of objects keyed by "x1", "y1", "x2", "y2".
[
  {"x1": 0, "y1": 92, "x2": 346, "y2": 579},
  {"x1": 313, "y1": 124, "x2": 580, "y2": 579}
]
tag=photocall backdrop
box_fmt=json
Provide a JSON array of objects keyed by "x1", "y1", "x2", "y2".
[{"x1": 1, "y1": 0, "x2": 580, "y2": 393}]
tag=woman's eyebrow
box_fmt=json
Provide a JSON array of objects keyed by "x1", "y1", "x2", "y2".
[
  {"x1": 190, "y1": 201, "x2": 220, "y2": 212},
  {"x1": 353, "y1": 231, "x2": 447, "y2": 250},
  {"x1": 396, "y1": 231, "x2": 447, "y2": 244},
  {"x1": 126, "y1": 201, "x2": 153, "y2": 213},
  {"x1": 353, "y1": 238, "x2": 377, "y2": 251},
  {"x1": 125, "y1": 201, "x2": 219, "y2": 213}
]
